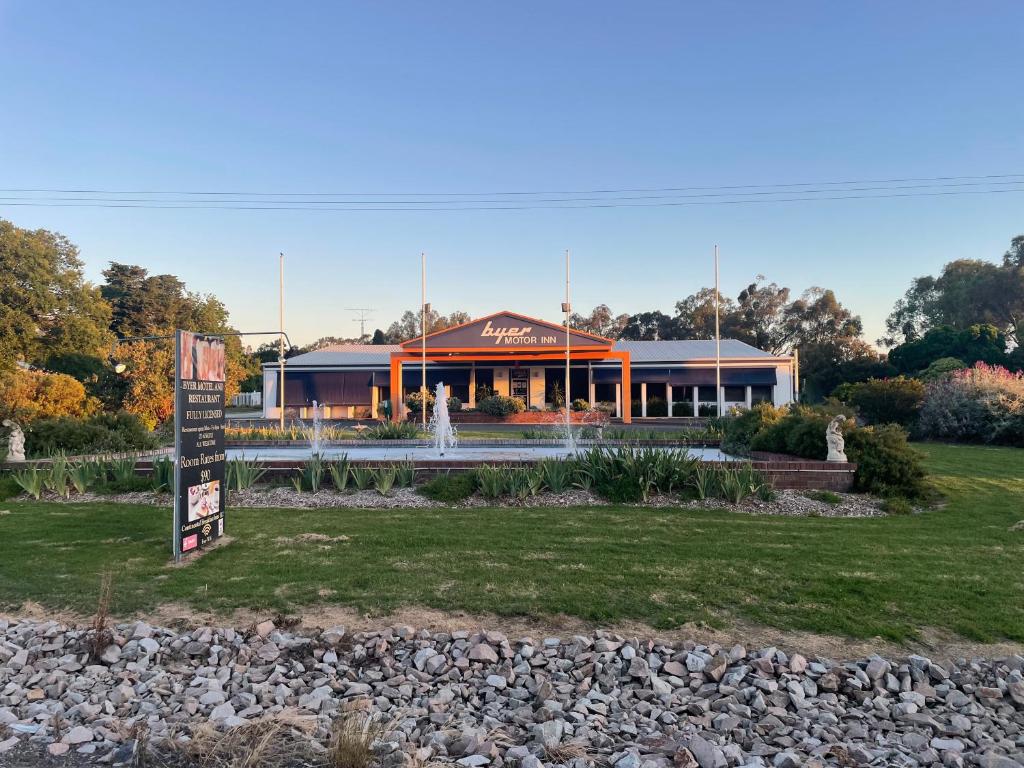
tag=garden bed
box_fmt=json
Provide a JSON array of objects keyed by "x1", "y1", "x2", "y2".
[{"x1": 40, "y1": 485, "x2": 886, "y2": 516}]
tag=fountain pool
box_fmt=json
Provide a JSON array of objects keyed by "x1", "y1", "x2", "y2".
[{"x1": 226, "y1": 444, "x2": 735, "y2": 462}]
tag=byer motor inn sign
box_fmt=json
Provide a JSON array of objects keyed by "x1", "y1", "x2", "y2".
[
  {"x1": 404, "y1": 312, "x2": 610, "y2": 350},
  {"x1": 480, "y1": 320, "x2": 557, "y2": 346}
]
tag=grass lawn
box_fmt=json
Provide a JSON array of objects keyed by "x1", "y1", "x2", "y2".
[{"x1": 0, "y1": 443, "x2": 1021, "y2": 642}]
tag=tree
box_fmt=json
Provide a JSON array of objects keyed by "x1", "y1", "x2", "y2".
[
  {"x1": 384, "y1": 308, "x2": 471, "y2": 343},
  {"x1": 883, "y1": 236, "x2": 1024, "y2": 346},
  {"x1": 569, "y1": 304, "x2": 629, "y2": 338},
  {"x1": 0, "y1": 219, "x2": 112, "y2": 372},
  {"x1": 889, "y1": 324, "x2": 1009, "y2": 375},
  {"x1": 101, "y1": 263, "x2": 246, "y2": 405},
  {"x1": 0, "y1": 368, "x2": 93, "y2": 423},
  {"x1": 730, "y1": 278, "x2": 792, "y2": 353},
  {"x1": 116, "y1": 341, "x2": 175, "y2": 428},
  {"x1": 370, "y1": 328, "x2": 387, "y2": 345},
  {"x1": 619, "y1": 311, "x2": 680, "y2": 341},
  {"x1": 673, "y1": 289, "x2": 735, "y2": 340}
]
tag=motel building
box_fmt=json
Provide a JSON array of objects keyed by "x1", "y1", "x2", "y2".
[{"x1": 262, "y1": 311, "x2": 795, "y2": 423}]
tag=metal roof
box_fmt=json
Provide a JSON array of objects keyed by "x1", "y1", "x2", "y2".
[
  {"x1": 612, "y1": 339, "x2": 776, "y2": 362},
  {"x1": 268, "y1": 339, "x2": 779, "y2": 368},
  {"x1": 272, "y1": 344, "x2": 401, "y2": 367}
]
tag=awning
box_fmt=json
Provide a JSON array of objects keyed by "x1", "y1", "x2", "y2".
[
  {"x1": 591, "y1": 366, "x2": 777, "y2": 387},
  {"x1": 282, "y1": 371, "x2": 374, "y2": 406},
  {"x1": 401, "y1": 367, "x2": 471, "y2": 388}
]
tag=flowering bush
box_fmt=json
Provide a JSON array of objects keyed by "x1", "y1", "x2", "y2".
[
  {"x1": 917, "y1": 363, "x2": 1024, "y2": 446},
  {"x1": 0, "y1": 368, "x2": 93, "y2": 423}
]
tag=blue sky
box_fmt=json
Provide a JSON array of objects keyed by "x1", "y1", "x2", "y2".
[{"x1": 1, "y1": 1, "x2": 1022, "y2": 346}]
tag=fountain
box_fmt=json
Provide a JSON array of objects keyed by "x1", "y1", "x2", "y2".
[
  {"x1": 427, "y1": 382, "x2": 457, "y2": 456},
  {"x1": 310, "y1": 399, "x2": 324, "y2": 456}
]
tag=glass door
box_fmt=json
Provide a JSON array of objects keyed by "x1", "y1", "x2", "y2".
[{"x1": 510, "y1": 369, "x2": 529, "y2": 407}]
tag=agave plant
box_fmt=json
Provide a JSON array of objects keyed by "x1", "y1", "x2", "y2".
[
  {"x1": 372, "y1": 466, "x2": 398, "y2": 496},
  {"x1": 691, "y1": 463, "x2": 717, "y2": 500},
  {"x1": 328, "y1": 456, "x2": 351, "y2": 491},
  {"x1": 538, "y1": 458, "x2": 574, "y2": 493},
  {"x1": 475, "y1": 464, "x2": 509, "y2": 499},
  {"x1": 394, "y1": 460, "x2": 416, "y2": 488},
  {"x1": 301, "y1": 454, "x2": 325, "y2": 493},
  {"x1": 12, "y1": 467, "x2": 44, "y2": 500},
  {"x1": 43, "y1": 457, "x2": 71, "y2": 499},
  {"x1": 350, "y1": 466, "x2": 374, "y2": 491},
  {"x1": 108, "y1": 457, "x2": 138, "y2": 485},
  {"x1": 150, "y1": 456, "x2": 175, "y2": 492},
  {"x1": 69, "y1": 459, "x2": 102, "y2": 495},
  {"x1": 508, "y1": 468, "x2": 543, "y2": 501},
  {"x1": 226, "y1": 455, "x2": 267, "y2": 491}
]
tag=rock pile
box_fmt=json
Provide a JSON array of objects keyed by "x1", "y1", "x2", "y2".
[{"x1": 1, "y1": 618, "x2": 1022, "y2": 767}]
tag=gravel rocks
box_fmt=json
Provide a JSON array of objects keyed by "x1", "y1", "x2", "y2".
[
  {"x1": 61, "y1": 487, "x2": 886, "y2": 517},
  {"x1": 1, "y1": 618, "x2": 1021, "y2": 766}
]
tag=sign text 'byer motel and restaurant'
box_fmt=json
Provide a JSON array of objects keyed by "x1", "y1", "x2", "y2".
[{"x1": 173, "y1": 330, "x2": 227, "y2": 561}]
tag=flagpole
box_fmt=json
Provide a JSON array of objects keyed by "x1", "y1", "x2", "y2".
[
  {"x1": 421, "y1": 252, "x2": 427, "y2": 431},
  {"x1": 278, "y1": 252, "x2": 286, "y2": 431},
  {"x1": 714, "y1": 244, "x2": 722, "y2": 418},
  {"x1": 563, "y1": 249, "x2": 571, "y2": 441}
]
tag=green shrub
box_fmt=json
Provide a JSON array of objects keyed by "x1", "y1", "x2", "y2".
[
  {"x1": 881, "y1": 497, "x2": 914, "y2": 515},
  {"x1": 0, "y1": 474, "x2": 22, "y2": 501},
  {"x1": 844, "y1": 425, "x2": 928, "y2": 498},
  {"x1": 575, "y1": 446, "x2": 697, "y2": 503},
  {"x1": 537, "y1": 458, "x2": 574, "y2": 493},
  {"x1": 721, "y1": 403, "x2": 786, "y2": 454},
  {"x1": 839, "y1": 377, "x2": 925, "y2": 427},
  {"x1": 698, "y1": 403, "x2": 718, "y2": 417},
  {"x1": 25, "y1": 412, "x2": 157, "y2": 457},
  {"x1": 644, "y1": 398, "x2": 668, "y2": 417},
  {"x1": 746, "y1": 405, "x2": 927, "y2": 499},
  {"x1": 477, "y1": 396, "x2": 526, "y2": 418},
  {"x1": 406, "y1": 389, "x2": 435, "y2": 413},
  {"x1": 571, "y1": 398, "x2": 590, "y2": 412},
  {"x1": 372, "y1": 466, "x2": 397, "y2": 496},
  {"x1": 11, "y1": 467, "x2": 44, "y2": 499},
  {"x1": 446, "y1": 396, "x2": 462, "y2": 412},
  {"x1": 418, "y1": 472, "x2": 476, "y2": 503}
]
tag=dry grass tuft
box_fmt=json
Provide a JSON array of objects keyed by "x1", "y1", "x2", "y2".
[
  {"x1": 85, "y1": 571, "x2": 115, "y2": 663},
  {"x1": 327, "y1": 711, "x2": 400, "y2": 768},
  {"x1": 544, "y1": 741, "x2": 589, "y2": 762},
  {"x1": 179, "y1": 719, "x2": 317, "y2": 768}
]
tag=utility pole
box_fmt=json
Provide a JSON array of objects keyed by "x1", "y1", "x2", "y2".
[
  {"x1": 346, "y1": 307, "x2": 374, "y2": 341},
  {"x1": 562, "y1": 249, "x2": 571, "y2": 441},
  {"x1": 714, "y1": 244, "x2": 722, "y2": 419},
  {"x1": 278, "y1": 252, "x2": 286, "y2": 430}
]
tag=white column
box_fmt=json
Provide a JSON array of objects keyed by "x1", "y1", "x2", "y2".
[
  {"x1": 588, "y1": 365, "x2": 595, "y2": 408},
  {"x1": 692, "y1": 387, "x2": 700, "y2": 418},
  {"x1": 371, "y1": 385, "x2": 379, "y2": 419},
  {"x1": 614, "y1": 383, "x2": 621, "y2": 418},
  {"x1": 666, "y1": 384, "x2": 673, "y2": 418},
  {"x1": 468, "y1": 365, "x2": 477, "y2": 408},
  {"x1": 640, "y1": 383, "x2": 647, "y2": 418},
  {"x1": 745, "y1": 385, "x2": 752, "y2": 409}
]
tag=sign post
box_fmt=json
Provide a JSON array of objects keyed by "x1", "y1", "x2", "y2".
[{"x1": 173, "y1": 330, "x2": 227, "y2": 562}]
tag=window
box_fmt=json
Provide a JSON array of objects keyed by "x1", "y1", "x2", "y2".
[
  {"x1": 723, "y1": 386, "x2": 745, "y2": 402},
  {"x1": 751, "y1": 385, "x2": 773, "y2": 404}
]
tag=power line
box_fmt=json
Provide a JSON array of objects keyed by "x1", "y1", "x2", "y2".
[
  {"x1": 1, "y1": 172, "x2": 1022, "y2": 198},
  {"x1": 0, "y1": 186, "x2": 1022, "y2": 211},
  {"x1": 1, "y1": 179, "x2": 1022, "y2": 206}
]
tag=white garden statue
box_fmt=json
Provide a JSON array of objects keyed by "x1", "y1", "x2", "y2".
[
  {"x1": 2, "y1": 419, "x2": 26, "y2": 462},
  {"x1": 825, "y1": 415, "x2": 848, "y2": 463}
]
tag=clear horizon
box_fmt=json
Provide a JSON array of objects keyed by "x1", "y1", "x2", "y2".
[{"x1": 2, "y1": 1, "x2": 1022, "y2": 347}]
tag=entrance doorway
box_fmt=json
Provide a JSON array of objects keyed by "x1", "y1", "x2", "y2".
[{"x1": 510, "y1": 369, "x2": 529, "y2": 406}]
